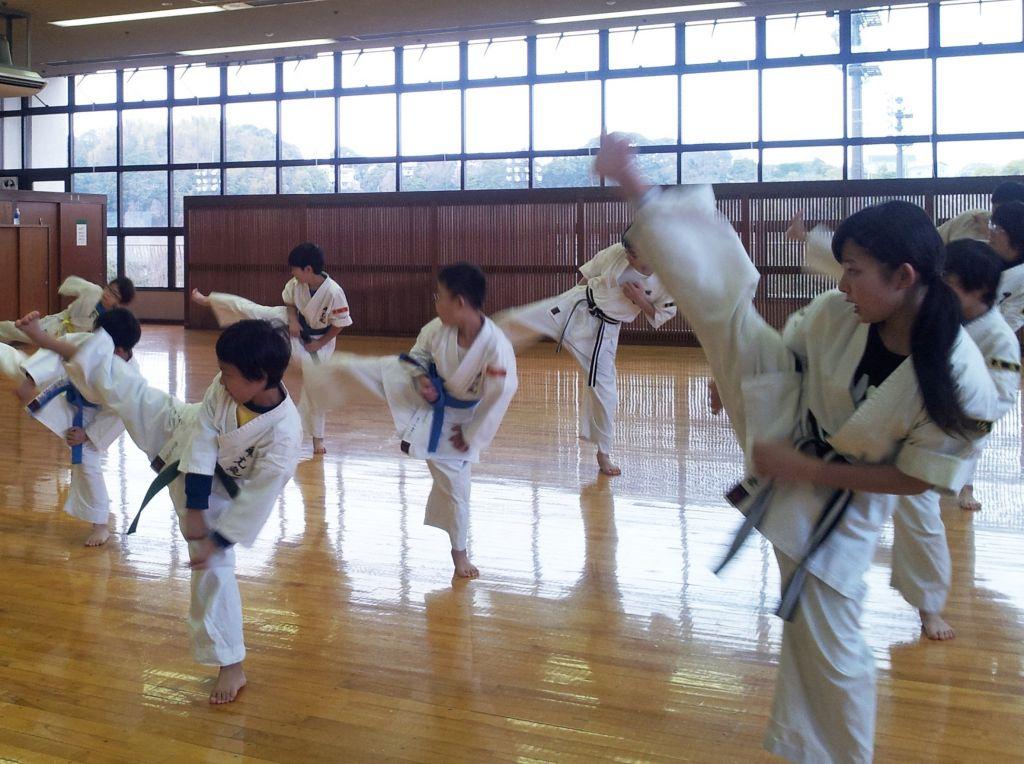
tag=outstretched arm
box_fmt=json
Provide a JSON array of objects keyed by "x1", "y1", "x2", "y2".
[{"x1": 594, "y1": 133, "x2": 651, "y2": 204}]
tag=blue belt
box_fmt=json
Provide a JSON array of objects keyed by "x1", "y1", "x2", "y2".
[
  {"x1": 398, "y1": 354, "x2": 479, "y2": 453},
  {"x1": 28, "y1": 383, "x2": 99, "y2": 465}
]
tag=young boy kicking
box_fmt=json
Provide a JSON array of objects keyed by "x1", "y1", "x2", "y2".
[
  {"x1": 15, "y1": 311, "x2": 301, "y2": 704},
  {"x1": 1, "y1": 309, "x2": 140, "y2": 546},
  {"x1": 0, "y1": 275, "x2": 135, "y2": 344},
  {"x1": 304, "y1": 263, "x2": 517, "y2": 578},
  {"x1": 496, "y1": 229, "x2": 675, "y2": 476},
  {"x1": 192, "y1": 242, "x2": 351, "y2": 455}
]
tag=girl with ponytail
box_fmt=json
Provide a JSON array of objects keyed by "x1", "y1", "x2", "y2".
[{"x1": 596, "y1": 134, "x2": 999, "y2": 764}]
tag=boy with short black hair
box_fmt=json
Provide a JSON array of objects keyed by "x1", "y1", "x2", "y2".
[
  {"x1": 0, "y1": 308, "x2": 141, "y2": 547},
  {"x1": 306, "y1": 262, "x2": 518, "y2": 578},
  {"x1": 0, "y1": 275, "x2": 135, "y2": 345},
  {"x1": 15, "y1": 311, "x2": 301, "y2": 704},
  {"x1": 192, "y1": 241, "x2": 351, "y2": 455}
]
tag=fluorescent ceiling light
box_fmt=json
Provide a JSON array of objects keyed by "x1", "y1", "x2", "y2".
[
  {"x1": 51, "y1": 7, "x2": 225, "y2": 28},
  {"x1": 535, "y1": 2, "x2": 744, "y2": 25},
  {"x1": 179, "y1": 39, "x2": 335, "y2": 56}
]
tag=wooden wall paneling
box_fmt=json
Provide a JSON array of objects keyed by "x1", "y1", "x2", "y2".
[
  {"x1": 18, "y1": 227, "x2": 50, "y2": 317},
  {"x1": 0, "y1": 201, "x2": 12, "y2": 225},
  {"x1": 59, "y1": 202, "x2": 105, "y2": 288},
  {"x1": 0, "y1": 228, "x2": 18, "y2": 319},
  {"x1": 17, "y1": 202, "x2": 60, "y2": 313}
]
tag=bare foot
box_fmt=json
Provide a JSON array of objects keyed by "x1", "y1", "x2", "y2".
[
  {"x1": 708, "y1": 379, "x2": 724, "y2": 415},
  {"x1": 191, "y1": 288, "x2": 211, "y2": 308},
  {"x1": 209, "y1": 662, "x2": 246, "y2": 704},
  {"x1": 597, "y1": 451, "x2": 621, "y2": 477},
  {"x1": 312, "y1": 437, "x2": 326, "y2": 455},
  {"x1": 84, "y1": 524, "x2": 110, "y2": 547},
  {"x1": 452, "y1": 549, "x2": 479, "y2": 579},
  {"x1": 14, "y1": 311, "x2": 45, "y2": 343},
  {"x1": 958, "y1": 484, "x2": 982, "y2": 512},
  {"x1": 921, "y1": 611, "x2": 955, "y2": 641}
]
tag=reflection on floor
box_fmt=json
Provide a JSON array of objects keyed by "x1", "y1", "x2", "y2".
[{"x1": 1, "y1": 327, "x2": 1021, "y2": 761}]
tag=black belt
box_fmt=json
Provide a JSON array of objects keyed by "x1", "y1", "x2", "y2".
[
  {"x1": 715, "y1": 435, "x2": 854, "y2": 621},
  {"x1": 554, "y1": 286, "x2": 620, "y2": 387},
  {"x1": 296, "y1": 313, "x2": 330, "y2": 363}
]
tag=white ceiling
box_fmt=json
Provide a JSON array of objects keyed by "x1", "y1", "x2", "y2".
[{"x1": 4, "y1": 0, "x2": 928, "y2": 75}]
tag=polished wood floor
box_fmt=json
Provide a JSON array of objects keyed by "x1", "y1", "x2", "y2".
[{"x1": 1, "y1": 326, "x2": 1023, "y2": 762}]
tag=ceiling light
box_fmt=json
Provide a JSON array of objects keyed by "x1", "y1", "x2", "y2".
[
  {"x1": 535, "y1": 2, "x2": 744, "y2": 25},
  {"x1": 51, "y1": 7, "x2": 225, "y2": 28},
  {"x1": 178, "y1": 38, "x2": 335, "y2": 56}
]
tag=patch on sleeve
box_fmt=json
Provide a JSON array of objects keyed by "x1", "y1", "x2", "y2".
[
  {"x1": 989, "y1": 357, "x2": 1022, "y2": 373},
  {"x1": 332, "y1": 307, "x2": 349, "y2": 315},
  {"x1": 663, "y1": 302, "x2": 675, "y2": 308},
  {"x1": 485, "y1": 365, "x2": 507, "y2": 377}
]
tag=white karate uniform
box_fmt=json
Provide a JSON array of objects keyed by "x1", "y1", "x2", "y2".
[
  {"x1": 629, "y1": 186, "x2": 997, "y2": 764},
  {"x1": 496, "y1": 243, "x2": 675, "y2": 453},
  {"x1": 16, "y1": 338, "x2": 125, "y2": 526},
  {"x1": 305, "y1": 316, "x2": 518, "y2": 550},
  {"x1": 0, "y1": 277, "x2": 106, "y2": 344},
  {"x1": 206, "y1": 273, "x2": 352, "y2": 439},
  {"x1": 66, "y1": 330, "x2": 302, "y2": 666},
  {"x1": 996, "y1": 262, "x2": 1024, "y2": 333},
  {"x1": 936, "y1": 208, "x2": 990, "y2": 244},
  {"x1": 891, "y1": 307, "x2": 1020, "y2": 613}
]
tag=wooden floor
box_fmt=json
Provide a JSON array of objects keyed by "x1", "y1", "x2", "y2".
[{"x1": 1, "y1": 327, "x2": 1023, "y2": 762}]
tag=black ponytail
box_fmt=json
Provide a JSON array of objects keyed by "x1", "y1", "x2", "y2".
[{"x1": 833, "y1": 201, "x2": 967, "y2": 434}]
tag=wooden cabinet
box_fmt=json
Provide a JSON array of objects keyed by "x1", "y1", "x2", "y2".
[{"x1": 0, "y1": 225, "x2": 50, "y2": 320}]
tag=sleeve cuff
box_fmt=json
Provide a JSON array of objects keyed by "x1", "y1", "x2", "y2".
[{"x1": 184, "y1": 473, "x2": 214, "y2": 510}]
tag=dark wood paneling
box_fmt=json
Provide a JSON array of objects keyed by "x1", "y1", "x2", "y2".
[
  {"x1": 16, "y1": 202, "x2": 60, "y2": 313},
  {"x1": 0, "y1": 228, "x2": 17, "y2": 320},
  {"x1": 184, "y1": 175, "x2": 1021, "y2": 344}
]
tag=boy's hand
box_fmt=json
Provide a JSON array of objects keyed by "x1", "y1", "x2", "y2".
[
  {"x1": 449, "y1": 424, "x2": 469, "y2": 453},
  {"x1": 752, "y1": 440, "x2": 815, "y2": 483},
  {"x1": 184, "y1": 508, "x2": 209, "y2": 540},
  {"x1": 288, "y1": 320, "x2": 302, "y2": 339},
  {"x1": 188, "y1": 536, "x2": 218, "y2": 569},
  {"x1": 785, "y1": 210, "x2": 808, "y2": 243},
  {"x1": 303, "y1": 338, "x2": 324, "y2": 353},
  {"x1": 65, "y1": 427, "x2": 88, "y2": 446},
  {"x1": 621, "y1": 281, "x2": 650, "y2": 307},
  {"x1": 416, "y1": 375, "x2": 439, "y2": 403},
  {"x1": 14, "y1": 376, "x2": 37, "y2": 407}
]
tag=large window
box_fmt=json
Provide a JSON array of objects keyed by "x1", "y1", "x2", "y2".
[{"x1": 4, "y1": 2, "x2": 1023, "y2": 290}]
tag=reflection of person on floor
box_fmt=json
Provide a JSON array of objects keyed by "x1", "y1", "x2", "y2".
[
  {"x1": 596, "y1": 133, "x2": 998, "y2": 763},
  {"x1": 1, "y1": 309, "x2": 141, "y2": 547},
  {"x1": 193, "y1": 242, "x2": 352, "y2": 455},
  {"x1": 306, "y1": 263, "x2": 518, "y2": 579},
  {"x1": 16, "y1": 311, "x2": 302, "y2": 705},
  {"x1": 496, "y1": 230, "x2": 676, "y2": 477}
]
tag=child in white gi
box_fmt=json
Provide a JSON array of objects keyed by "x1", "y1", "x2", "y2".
[
  {"x1": 305, "y1": 262, "x2": 518, "y2": 578},
  {"x1": 192, "y1": 242, "x2": 352, "y2": 455},
  {"x1": 987, "y1": 201, "x2": 1024, "y2": 333},
  {"x1": 0, "y1": 276, "x2": 135, "y2": 344},
  {"x1": 496, "y1": 230, "x2": 675, "y2": 475},
  {"x1": 596, "y1": 134, "x2": 997, "y2": 764},
  {"x1": 892, "y1": 240, "x2": 1019, "y2": 641},
  {"x1": 15, "y1": 313, "x2": 302, "y2": 705},
  {"x1": 1, "y1": 309, "x2": 140, "y2": 546}
]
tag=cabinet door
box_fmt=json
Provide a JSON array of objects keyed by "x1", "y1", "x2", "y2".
[
  {"x1": 18, "y1": 227, "x2": 50, "y2": 316},
  {"x1": 0, "y1": 228, "x2": 16, "y2": 320}
]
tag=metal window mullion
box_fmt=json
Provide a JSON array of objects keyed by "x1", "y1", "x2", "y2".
[
  {"x1": 598, "y1": 29, "x2": 609, "y2": 186},
  {"x1": 395, "y1": 46, "x2": 403, "y2": 191},
  {"x1": 459, "y1": 41, "x2": 468, "y2": 190},
  {"x1": 527, "y1": 35, "x2": 536, "y2": 189},
  {"x1": 755, "y1": 15, "x2": 766, "y2": 183}
]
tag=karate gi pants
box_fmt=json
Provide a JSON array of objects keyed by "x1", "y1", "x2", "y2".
[
  {"x1": 891, "y1": 491, "x2": 951, "y2": 614},
  {"x1": 170, "y1": 480, "x2": 245, "y2": 667},
  {"x1": 64, "y1": 442, "x2": 111, "y2": 525},
  {"x1": 766, "y1": 551, "x2": 876, "y2": 764},
  {"x1": 500, "y1": 294, "x2": 619, "y2": 453}
]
